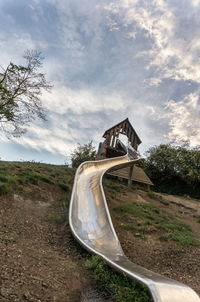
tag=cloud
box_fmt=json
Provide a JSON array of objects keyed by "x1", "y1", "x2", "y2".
[
  {"x1": 147, "y1": 91, "x2": 200, "y2": 147},
  {"x1": 103, "y1": 0, "x2": 200, "y2": 84},
  {"x1": 165, "y1": 93, "x2": 200, "y2": 146},
  {"x1": 11, "y1": 86, "x2": 128, "y2": 156},
  {"x1": 43, "y1": 85, "x2": 126, "y2": 115},
  {"x1": 192, "y1": 0, "x2": 200, "y2": 7}
]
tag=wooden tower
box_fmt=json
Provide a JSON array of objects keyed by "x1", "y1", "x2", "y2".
[
  {"x1": 97, "y1": 118, "x2": 141, "y2": 159},
  {"x1": 96, "y1": 118, "x2": 153, "y2": 187}
]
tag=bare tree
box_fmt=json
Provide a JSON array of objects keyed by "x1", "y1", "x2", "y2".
[{"x1": 0, "y1": 50, "x2": 52, "y2": 137}]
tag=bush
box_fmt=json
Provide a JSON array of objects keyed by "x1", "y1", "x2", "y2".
[
  {"x1": 70, "y1": 141, "x2": 96, "y2": 168},
  {"x1": 86, "y1": 256, "x2": 152, "y2": 302},
  {"x1": 141, "y1": 144, "x2": 200, "y2": 199}
]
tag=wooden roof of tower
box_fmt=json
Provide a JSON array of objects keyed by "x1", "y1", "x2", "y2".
[{"x1": 103, "y1": 118, "x2": 142, "y2": 150}]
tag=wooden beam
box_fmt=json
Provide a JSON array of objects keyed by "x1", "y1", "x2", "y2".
[
  {"x1": 111, "y1": 127, "x2": 117, "y2": 147},
  {"x1": 130, "y1": 132, "x2": 134, "y2": 148},
  {"x1": 128, "y1": 165, "x2": 134, "y2": 186},
  {"x1": 122, "y1": 122, "x2": 126, "y2": 134}
]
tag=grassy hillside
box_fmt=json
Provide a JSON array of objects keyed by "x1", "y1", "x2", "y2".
[{"x1": 0, "y1": 161, "x2": 199, "y2": 301}]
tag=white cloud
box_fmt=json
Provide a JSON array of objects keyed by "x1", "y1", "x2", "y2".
[
  {"x1": 192, "y1": 0, "x2": 200, "y2": 7},
  {"x1": 165, "y1": 93, "x2": 200, "y2": 146},
  {"x1": 103, "y1": 0, "x2": 200, "y2": 84},
  {"x1": 11, "y1": 86, "x2": 128, "y2": 156},
  {"x1": 43, "y1": 85, "x2": 125, "y2": 115},
  {"x1": 147, "y1": 92, "x2": 200, "y2": 147}
]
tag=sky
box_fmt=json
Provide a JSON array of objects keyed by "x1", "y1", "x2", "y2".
[{"x1": 0, "y1": 0, "x2": 200, "y2": 164}]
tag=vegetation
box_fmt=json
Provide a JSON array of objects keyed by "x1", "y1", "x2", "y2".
[
  {"x1": 0, "y1": 166, "x2": 17, "y2": 194},
  {"x1": 70, "y1": 140, "x2": 96, "y2": 168},
  {"x1": 0, "y1": 161, "x2": 74, "y2": 196},
  {"x1": 46, "y1": 197, "x2": 70, "y2": 224},
  {"x1": 139, "y1": 144, "x2": 200, "y2": 199},
  {"x1": 114, "y1": 202, "x2": 199, "y2": 246},
  {"x1": 147, "y1": 191, "x2": 169, "y2": 205},
  {"x1": 0, "y1": 50, "x2": 52, "y2": 137},
  {"x1": 103, "y1": 176, "x2": 128, "y2": 197},
  {"x1": 86, "y1": 256, "x2": 152, "y2": 302}
]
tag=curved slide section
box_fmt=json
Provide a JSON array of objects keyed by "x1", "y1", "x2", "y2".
[{"x1": 69, "y1": 154, "x2": 200, "y2": 302}]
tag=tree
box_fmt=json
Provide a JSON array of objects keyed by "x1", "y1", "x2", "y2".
[
  {"x1": 71, "y1": 141, "x2": 96, "y2": 168},
  {"x1": 142, "y1": 143, "x2": 200, "y2": 198},
  {"x1": 0, "y1": 50, "x2": 52, "y2": 137}
]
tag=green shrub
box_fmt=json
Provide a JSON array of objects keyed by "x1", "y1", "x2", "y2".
[
  {"x1": 58, "y1": 181, "x2": 70, "y2": 192},
  {"x1": 26, "y1": 173, "x2": 39, "y2": 185},
  {"x1": 39, "y1": 174, "x2": 54, "y2": 184},
  {"x1": 86, "y1": 256, "x2": 152, "y2": 302}
]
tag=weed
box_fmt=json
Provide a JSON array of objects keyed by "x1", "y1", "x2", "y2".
[
  {"x1": 26, "y1": 173, "x2": 39, "y2": 185},
  {"x1": 3, "y1": 234, "x2": 16, "y2": 243},
  {"x1": 86, "y1": 255, "x2": 152, "y2": 302},
  {"x1": 17, "y1": 178, "x2": 25, "y2": 185},
  {"x1": 68, "y1": 178, "x2": 74, "y2": 185},
  {"x1": 158, "y1": 196, "x2": 169, "y2": 206},
  {"x1": 114, "y1": 203, "x2": 199, "y2": 246},
  {"x1": 123, "y1": 223, "x2": 155, "y2": 238},
  {"x1": 50, "y1": 173, "x2": 56, "y2": 178},
  {"x1": 147, "y1": 191, "x2": 156, "y2": 199},
  {"x1": 0, "y1": 175, "x2": 18, "y2": 184},
  {"x1": 103, "y1": 178, "x2": 127, "y2": 197},
  {"x1": 58, "y1": 181, "x2": 70, "y2": 192},
  {"x1": 0, "y1": 167, "x2": 18, "y2": 194},
  {"x1": 0, "y1": 182, "x2": 11, "y2": 195},
  {"x1": 46, "y1": 197, "x2": 70, "y2": 224},
  {"x1": 39, "y1": 175, "x2": 54, "y2": 184},
  {"x1": 46, "y1": 211, "x2": 67, "y2": 224}
]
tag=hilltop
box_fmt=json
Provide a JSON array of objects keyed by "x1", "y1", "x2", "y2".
[{"x1": 0, "y1": 161, "x2": 199, "y2": 302}]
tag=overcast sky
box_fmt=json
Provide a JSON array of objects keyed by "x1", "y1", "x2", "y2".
[{"x1": 0, "y1": 0, "x2": 200, "y2": 164}]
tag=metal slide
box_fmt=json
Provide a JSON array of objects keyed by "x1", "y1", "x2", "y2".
[{"x1": 69, "y1": 153, "x2": 200, "y2": 302}]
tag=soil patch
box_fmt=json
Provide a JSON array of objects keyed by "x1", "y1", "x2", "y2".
[{"x1": 0, "y1": 188, "x2": 102, "y2": 302}]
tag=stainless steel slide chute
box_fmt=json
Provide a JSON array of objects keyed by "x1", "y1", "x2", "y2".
[{"x1": 69, "y1": 154, "x2": 200, "y2": 302}]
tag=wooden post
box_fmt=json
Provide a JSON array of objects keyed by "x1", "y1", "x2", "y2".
[
  {"x1": 111, "y1": 127, "x2": 117, "y2": 147},
  {"x1": 128, "y1": 165, "x2": 133, "y2": 186}
]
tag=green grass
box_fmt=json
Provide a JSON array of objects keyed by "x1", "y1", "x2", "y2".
[
  {"x1": 147, "y1": 191, "x2": 170, "y2": 206},
  {"x1": 0, "y1": 166, "x2": 18, "y2": 195},
  {"x1": 0, "y1": 182, "x2": 11, "y2": 194},
  {"x1": 123, "y1": 223, "x2": 155, "y2": 239},
  {"x1": 86, "y1": 255, "x2": 152, "y2": 302},
  {"x1": 46, "y1": 197, "x2": 70, "y2": 224},
  {"x1": 57, "y1": 181, "x2": 70, "y2": 192},
  {"x1": 103, "y1": 178, "x2": 127, "y2": 195},
  {"x1": 114, "y1": 203, "x2": 199, "y2": 246},
  {"x1": 158, "y1": 196, "x2": 169, "y2": 206},
  {"x1": 39, "y1": 174, "x2": 54, "y2": 184},
  {"x1": 0, "y1": 161, "x2": 74, "y2": 196},
  {"x1": 147, "y1": 191, "x2": 156, "y2": 199}
]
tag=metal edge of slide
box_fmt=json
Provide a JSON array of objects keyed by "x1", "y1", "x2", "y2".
[{"x1": 69, "y1": 155, "x2": 200, "y2": 302}]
